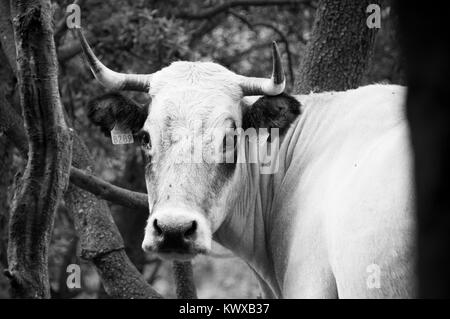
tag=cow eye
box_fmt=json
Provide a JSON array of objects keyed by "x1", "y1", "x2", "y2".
[{"x1": 137, "y1": 130, "x2": 151, "y2": 150}]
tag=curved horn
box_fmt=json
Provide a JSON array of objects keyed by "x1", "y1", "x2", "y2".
[
  {"x1": 238, "y1": 41, "x2": 286, "y2": 96},
  {"x1": 76, "y1": 28, "x2": 151, "y2": 92}
]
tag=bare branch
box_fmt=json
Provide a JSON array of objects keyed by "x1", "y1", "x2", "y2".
[
  {"x1": 93, "y1": 250, "x2": 162, "y2": 298},
  {"x1": 176, "y1": 0, "x2": 306, "y2": 20},
  {"x1": 69, "y1": 167, "x2": 149, "y2": 210}
]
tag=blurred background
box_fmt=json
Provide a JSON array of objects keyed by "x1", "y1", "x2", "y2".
[{"x1": 0, "y1": 0, "x2": 404, "y2": 298}]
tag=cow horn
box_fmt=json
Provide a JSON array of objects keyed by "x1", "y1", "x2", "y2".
[
  {"x1": 76, "y1": 28, "x2": 152, "y2": 92},
  {"x1": 238, "y1": 41, "x2": 286, "y2": 96}
]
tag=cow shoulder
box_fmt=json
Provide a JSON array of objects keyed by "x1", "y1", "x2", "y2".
[
  {"x1": 242, "y1": 93, "x2": 301, "y2": 136},
  {"x1": 87, "y1": 92, "x2": 149, "y2": 136}
]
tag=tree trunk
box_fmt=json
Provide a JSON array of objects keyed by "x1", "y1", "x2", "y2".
[
  {"x1": 0, "y1": 58, "x2": 164, "y2": 300},
  {"x1": 0, "y1": 53, "x2": 15, "y2": 276},
  {"x1": 6, "y1": 0, "x2": 72, "y2": 298},
  {"x1": 173, "y1": 261, "x2": 197, "y2": 299},
  {"x1": 395, "y1": 2, "x2": 450, "y2": 298},
  {"x1": 296, "y1": 0, "x2": 379, "y2": 94},
  {"x1": 0, "y1": 137, "x2": 13, "y2": 298},
  {"x1": 0, "y1": 137, "x2": 13, "y2": 268}
]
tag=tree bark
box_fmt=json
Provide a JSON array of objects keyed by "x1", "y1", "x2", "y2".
[
  {"x1": 5, "y1": 0, "x2": 72, "y2": 298},
  {"x1": 0, "y1": 137, "x2": 12, "y2": 298},
  {"x1": 0, "y1": 57, "x2": 15, "y2": 276},
  {"x1": 0, "y1": 137, "x2": 12, "y2": 270},
  {"x1": 69, "y1": 167, "x2": 148, "y2": 211},
  {"x1": 395, "y1": 2, "x2": 450, "y2": 298},
  {"x1": 296, "y1": 0, "x2": 379, "y2": 94},
  {"x1": 173, "y1": 261, "x2": 197, "y2": 299}
]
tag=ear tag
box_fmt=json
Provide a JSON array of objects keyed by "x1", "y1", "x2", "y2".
[{"x1": 111, "y1": 124, "x2": 134, "y2": 145}]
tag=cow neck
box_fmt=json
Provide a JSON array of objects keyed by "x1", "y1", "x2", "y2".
[{"x1": 213, "y1": 118, "x2": 303, "y2": 298}]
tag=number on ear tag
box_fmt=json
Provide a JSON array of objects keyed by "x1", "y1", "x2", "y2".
[{"x1": 111, "y1": 125, "x2": 134, "y2": 145}]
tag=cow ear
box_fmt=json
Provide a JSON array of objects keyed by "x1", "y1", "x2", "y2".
[
  {"x1": 242, "y1": 93, "x2": 301, "y2": 136},
  {"x1": 87, "y1": 92, "x2": 149, "y2": 136}
]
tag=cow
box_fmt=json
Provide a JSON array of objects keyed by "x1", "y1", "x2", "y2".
[{"x1": 77, "y1": 29, "x2": 416, "y2": 298}]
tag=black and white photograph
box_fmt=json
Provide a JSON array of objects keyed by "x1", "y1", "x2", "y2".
[{"x1": 0, "y1": 0, "x2": 448, "y2": 306}]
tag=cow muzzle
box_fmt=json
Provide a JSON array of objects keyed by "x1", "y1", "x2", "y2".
[{"x1": 142, "y1": 206, "x2": 212, "y2": 260}]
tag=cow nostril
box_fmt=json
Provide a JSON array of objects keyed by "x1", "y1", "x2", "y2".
[
  {"x1": 184, "y1": 220, "x2": 197, "y2": 238},
  {"x1": 153, "y1": 219, "x2": 163, "y2": 236}
]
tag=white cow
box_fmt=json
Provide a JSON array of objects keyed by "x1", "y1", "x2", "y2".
[
  {"x1": 215, "y1": 85, "x2": 415, "y2": 298},
  {"x1": 78, "y1": 29, "x2": 416, "y2": 298}
]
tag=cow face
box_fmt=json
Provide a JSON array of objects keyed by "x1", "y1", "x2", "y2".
[
  {"x1": 140, "y1": 64, "x2": 243, "y2": 260},
  {"x1": 79, "y1": 29, "x2": 300, "y2": 260}
]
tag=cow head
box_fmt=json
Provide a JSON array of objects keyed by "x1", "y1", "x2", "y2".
[{"x1": 78, "y1": 29, "x2": 300, "y2": 260}]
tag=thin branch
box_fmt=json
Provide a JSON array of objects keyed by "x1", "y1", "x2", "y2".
[
  {"x1": 176, "y1": 0, "x2": 306, "y2": 20},
  {"x1": 69, "y1": 167, "x2": 149, "y2": 210}
]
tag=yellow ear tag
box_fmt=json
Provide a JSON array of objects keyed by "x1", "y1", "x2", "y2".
[{"x1": 111, "y1": 124, "x2": 134, "y2": 145}]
